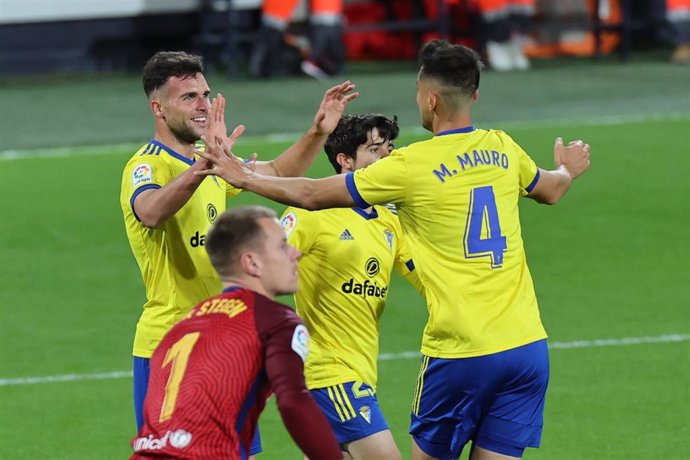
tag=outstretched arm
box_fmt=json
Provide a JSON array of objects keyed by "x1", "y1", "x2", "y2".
[
  {"x1": 132, "y1": 160, "x2": 213, "y2": 228},
  {"x1": 528, "y1": 137, "x2": 591, "y2": 205},
  {"x1": 196, "y1": 136, "x2": 355, "y2": 210},
  {"x1": 206, "y1": 81, "x2": 358, "y2": 178},
  {"x1": 259, "y1": 81, "x2": 359, "y2": 177}
]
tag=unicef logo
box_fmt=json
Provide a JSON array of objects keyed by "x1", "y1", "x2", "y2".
[
  {"x1": 365, "y1": 257, "x2": 380, "y2": 278},
  {"x1": 206, "y1": 203, "x2": 218, "y2": 223},
  {"x1": 169, "y1": 429, "x2": 192, "y2": 449}
]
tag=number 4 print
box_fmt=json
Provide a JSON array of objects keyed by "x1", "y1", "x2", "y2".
[{"x1": 463, "y1": 186, "x2": 507, "y2": 268}]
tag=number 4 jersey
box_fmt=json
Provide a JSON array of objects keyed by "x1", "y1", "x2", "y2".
[
  {"x1": 131, "y1": 287, "x2": 340, "y2": 460},
  {"x1": 346, "y1": 127, "x2": 548, "y2": 359}
]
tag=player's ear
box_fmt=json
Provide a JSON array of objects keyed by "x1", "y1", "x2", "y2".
[
  {"x1": 151, "y1": 100, "x2": 164, "y2": 118},
  {"x1": 336, "y1": 153, "x2": 354, "y2": 172},
  {"x1": 428, "y1": 92, "x2": 438, "y2": 112},
  {"x1": 240, "y1": 253, "x2": 260, "y2": 277}
]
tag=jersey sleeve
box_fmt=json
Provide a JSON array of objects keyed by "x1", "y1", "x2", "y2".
[
  {"x1": 346, "y1": 149, "x2": 409, "y2": 208},
  {"x1": 122, "y1": 155, "x2": 174, "y2": 221},
  {"x1": 259, "y1": 310, "x2": 341, "y2": 460},
  {"x1": 225, "y1": 181, "x2": 242, "y2": 198},
  {"x1": 512, "y1": 138, "x2": 540, "y2": 196},
  {"x1": 280, "y1": 207, "x2": 319, "y2": 255},
  {"x1": 391, "y1": 216, "x2": 425, "y2": 298}
]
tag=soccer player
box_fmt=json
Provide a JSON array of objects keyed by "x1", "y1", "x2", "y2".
[
  {"x1": 280, "y1": 114, "x2": 421, "y2": 460},
  {"x1": 119, "y1": 49, "x2": 358, "y2": 451},
  {"x1": 131, "y1": 206, "x2": 341, "y2": 460},
  {"x1": 195, "y1": 39, "x2": 591, "y2": 460}
]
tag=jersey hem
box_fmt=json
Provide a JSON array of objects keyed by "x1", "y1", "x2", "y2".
[
  {"x1": 420, "y1": 333, "x2": 548, "y2": 359},
  {"x1": 132, "y1": 345, "x2": 155, "y2": 359},
  {"x1": 307, "y1": 376, "x2": 377, "y2": 392}
]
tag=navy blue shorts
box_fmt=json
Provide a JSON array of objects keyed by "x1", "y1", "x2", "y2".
[
  {"x1": 133, "y1": 356, "x2": 262, "y2": 455},
  {"x1": 409, "y1": 340, "x2": 549, "y2": 459},
  {"x1": 311, "y1": 381, "x2": 389, "y2": 445}
]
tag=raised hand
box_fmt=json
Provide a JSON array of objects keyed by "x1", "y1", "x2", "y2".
[
  {"x1": 206, "y1": 93, "x2": 246, "y2": 157},
  {"x1": 554, "y1": 137, "x2": 590, "y2": 179},
  {"x1": 206, "y1": 93, "x2": 228, "y2": 144},
  {"x1": 195, "y1": 135, "x2": 251, "y2": 189},
  {"x1": 313, "y1": 81, "x2": 360, "y2": 135}
]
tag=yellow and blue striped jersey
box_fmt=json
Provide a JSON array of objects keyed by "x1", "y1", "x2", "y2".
[
  {"x1": 346, "y1": 127, "x2": 547, "y2": 358},
  {"x1": 120, "y1": 140, "x2": 241, "y2": 357},
  {"x1": 281, "y1": 205, "x2": 418, "y2": 390}
]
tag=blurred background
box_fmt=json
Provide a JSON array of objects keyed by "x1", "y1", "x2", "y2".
[
  {"x1": 0, "y1": 0, "x2": 687, "y2": 79},
  {"x1": 1, "y1": 1, "x2": 689, "y2": 459}
]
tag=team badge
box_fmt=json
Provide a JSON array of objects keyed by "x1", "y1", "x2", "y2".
[
  {"x1": 384, "y1": 229, "x2": 394, "y2": 250},
  {"x1": 291, "y1": 324, "x2": 310, "y2": 362},
  {"x1": 281, "y1": 212, "x2": 297, "y2": 237},
  {"x1": 359, "y1": 405, "x2": 372, "y2": 424},
  {"x1": 132, "y1": 163, "x2": 153, "y2": 187}
]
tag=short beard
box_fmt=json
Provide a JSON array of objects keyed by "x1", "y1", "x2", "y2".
[{"x1": 170, "y1": 123, "x2": 201, "y2": 144}]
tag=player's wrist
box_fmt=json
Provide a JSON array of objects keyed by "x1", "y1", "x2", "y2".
[
  {"x1": 307, "y1": 125, "x2": 322, "y2": 137},
  {"x1": 558, "y1": 164, "x2": 574, "y2": 180},
  {"x1": 236, "y1": 169, "x2": 258, "y2": 190}
]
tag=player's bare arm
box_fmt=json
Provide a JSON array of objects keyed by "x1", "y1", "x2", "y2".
[
  {"x1": 528, "y1": 137, "x2": 591, "y2": 205},
  {"x1": 132, "y1": 159, "x2": 219, "y2": 228},
  {"x1": 266, "y1": 81, "x2": 359, "y2": 177},
  {"x1": 196, "y1": 136, "x2": 355, "y2": 210},
  {"x1": 206, "y1": 81, "x2": 358, "y2": 178}
]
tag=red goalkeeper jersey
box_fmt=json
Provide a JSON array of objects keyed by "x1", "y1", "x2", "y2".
[{"x1": 131, "y1": 287, "x2": 340, "y2": 460}]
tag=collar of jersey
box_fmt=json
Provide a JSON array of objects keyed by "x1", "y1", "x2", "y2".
[
  {"x1": 150, "y1": 139, "x2": 195, "y2": 165},
  {"x1": 352, "y1": 207, "x2": 378, "y2": 220},
  {"x1": 436, "y1": 126, "x2": 475, "y2": 136},
  {"x1": 222, "y1": 286, "x2": 243, "y2": 293}
]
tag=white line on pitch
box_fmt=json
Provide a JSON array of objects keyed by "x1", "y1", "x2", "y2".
[
  {"x1": 1, "y1": 333, "x2": 688, "y2": 387},
  {"x1": 2, "y1": 111, "x2": 689, "y2": 161}
]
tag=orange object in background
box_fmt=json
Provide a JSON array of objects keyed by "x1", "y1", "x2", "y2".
[
  {"x1": 524, "y1": 0, "x2": 622, "y2": 58},
  {"x1": 262, "y1": 0, "x2": 343, "y2": 23},
  {"x1": 470, "y1": 0, "x2": 535, "y2": 15},
  {"x1": 667, "y1": 0, "x2": 690, "y2": 11},
  {"x1": 262, "y1": 0, "x2": 300, "y2": 23}
]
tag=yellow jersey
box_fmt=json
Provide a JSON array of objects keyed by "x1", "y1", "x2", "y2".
[
  {"x1": 120, "y1": 140, "x2": 240, "y2": 357},
  {"x1": 347, "y1": 127, "x2": 547, "y2": 358},
  {"x1": 281, "y1": 205, "x2": 418, "y2": 390}
]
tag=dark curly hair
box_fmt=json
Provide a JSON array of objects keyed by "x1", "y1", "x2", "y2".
[{"x1": 324, "y1": 114, "x2": 399, "y2": 173}]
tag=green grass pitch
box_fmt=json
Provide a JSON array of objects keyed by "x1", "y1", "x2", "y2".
[{"x1": 1, "y1": 58, "x2": 689, "y2": 458}]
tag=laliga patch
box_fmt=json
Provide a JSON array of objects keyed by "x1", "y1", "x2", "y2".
[
  {"x1": 132, "y1": 163, "x2": 153, "y2": 187},
  {"x1": 290, "y1": 324, "x2": 310, "y2": 362},
  {"x1": 281, "y1": 212, "x2": 297, "y2": 237}
]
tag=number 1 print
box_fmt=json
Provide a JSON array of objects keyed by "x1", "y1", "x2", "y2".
[{"x1": 159, "y1": 332, "x2": 200, "y2": 423}]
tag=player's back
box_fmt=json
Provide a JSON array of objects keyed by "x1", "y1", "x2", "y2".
[
  {"x1": 351, "y1": 128, "x2": 547, "y2": 358},
  {"x1": 131, "y1": 288, "x2": 273, "y2": 459}
]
